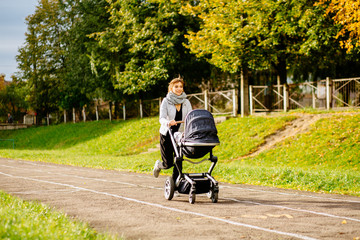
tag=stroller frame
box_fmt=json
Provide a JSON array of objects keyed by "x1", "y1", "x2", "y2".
[{"x1": 164, "y1": 128, "x2": 220, "y2": 204}]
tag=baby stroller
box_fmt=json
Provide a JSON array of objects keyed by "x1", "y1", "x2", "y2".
[{"x1": 164, "y1": 109, "x2": 220, "y2": 204}]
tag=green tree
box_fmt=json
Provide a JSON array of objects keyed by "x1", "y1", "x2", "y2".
[
  {"x1": 17, "y1": 0, "x2": 64, "y2": 125},
  {"x1": 91, "y1": 0, "x2": 211, "y2": 95},
  {"x1": 58, "y1": 0, "x2": 113, "y2": 115}
]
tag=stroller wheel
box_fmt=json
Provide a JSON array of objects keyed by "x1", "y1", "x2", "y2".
[
  {"x1": 208, "y1": 185, "x2": 219, "y2": 203},
  {"x1": 164, "y1": 177, "x2": 175, "y2": 200},
  {"x1": 211, "y1": 191, "x2": 218, "y2": 203},
  {"x1": 189, "y1": 187, "x2": 196, "y2": 204}
]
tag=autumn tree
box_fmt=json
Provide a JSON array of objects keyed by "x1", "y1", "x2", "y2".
[
  {"x1": 0, "y1": 76, "x2": 28, "y2": 122},
  {"x1": 319, "y1": 0, "x2": 360, "y2": 52}
]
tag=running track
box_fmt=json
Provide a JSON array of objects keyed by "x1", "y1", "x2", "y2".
[{"x1": 1, "y1": 158, "x2": 359, "y2": 240}]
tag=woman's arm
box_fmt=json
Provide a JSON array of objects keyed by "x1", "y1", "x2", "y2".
[
  {"x1": 187, "y1": 99, "x2": 193, "y2": 112},
  {"x1": 184, "y1": 99, "x2": 192, "y2": 116},
  {"x1": 159, "y1": 99, "x2": 170, "y2": 127}
]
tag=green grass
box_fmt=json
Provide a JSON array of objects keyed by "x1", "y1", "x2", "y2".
[
  {"x1": 0, "y1": 190, "x2": 119, "y2": 240},
  {"x1": 288, "y1": 107, "x2": 360, "y2": 114},
  {"x1": 0, "y1": 118, "x2": 159, "y2": 155},
  {"x1": 236, "y1": 113, "x2": 360, "y2": 194},
  {"x1": 255, "y1": 114, "x2": 360, "y2": 171},
  {"x1": 215, "y1": 115, "x2": 297, "y2": 160},
  {"x1": 0, "y1": 112, "x2": 360, "y2": 238}
]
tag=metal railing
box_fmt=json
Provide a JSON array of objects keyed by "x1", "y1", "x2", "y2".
[
  {"x1": 250, "y1": 77, "x2": 360, "y2": 114},
  {"x1": 41, "y1": 89, "x2": 237, "y2": 124}
]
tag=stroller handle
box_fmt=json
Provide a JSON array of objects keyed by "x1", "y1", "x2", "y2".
[{"x1": 175, "y1": 121, "x2": 184, "y2": 124}]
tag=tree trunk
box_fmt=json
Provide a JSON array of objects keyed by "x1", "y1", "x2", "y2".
[
  {"x1": 114, "y1": 101, "x2": 118, "y2": 119},
  {"x1": 239, "y1": 67, "x2": 249, "y2": 116},
  {"x1": 36, "y1": 110, "x2": 43, "y2": 126},
  {"x1": 276, "y1": 56, "x2": 287, "y2": 85}
]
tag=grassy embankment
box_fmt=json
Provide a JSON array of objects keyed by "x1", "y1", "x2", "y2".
[{"x1": 0, "y1": 110, "x2": 360, "y2": 238}]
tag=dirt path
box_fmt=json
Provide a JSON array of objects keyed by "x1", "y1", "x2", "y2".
[
  {"x1": 245, "y1": 112, "x2": 359, "y2": 158},
  {"x1": 1, "y1": 158, "x2": 359, "y2": 240}
]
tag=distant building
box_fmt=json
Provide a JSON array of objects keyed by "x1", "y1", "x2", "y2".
[{"x1": 0, "y1": 73, "x2": 12, "y2": 90}]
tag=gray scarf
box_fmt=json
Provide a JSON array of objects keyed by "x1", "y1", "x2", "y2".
[{"x1": 166, "y1": 91, "x2": 187, "y2": 105}]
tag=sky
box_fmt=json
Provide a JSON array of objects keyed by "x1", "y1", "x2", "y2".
[{"x1": 0, "y1": 0, "x2": 38, "y2": 80}]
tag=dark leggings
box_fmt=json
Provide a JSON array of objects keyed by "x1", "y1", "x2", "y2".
[{"x1": 160, "y1": 133, "x2": 182, "y2": 181}]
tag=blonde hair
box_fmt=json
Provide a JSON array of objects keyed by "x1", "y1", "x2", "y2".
[{"x1": 168, "y1": 76, "x2": 184, "y2": 93}]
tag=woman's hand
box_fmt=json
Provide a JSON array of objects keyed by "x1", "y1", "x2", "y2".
[{"x1": 168, "y1": 120, "x2": 177, "y2": 126}]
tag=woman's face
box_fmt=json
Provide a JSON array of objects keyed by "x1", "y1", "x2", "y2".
[{"x1": 171, "y1": 82, "x2": 184, "y2": 96}]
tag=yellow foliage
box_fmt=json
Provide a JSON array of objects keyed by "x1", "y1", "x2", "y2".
[{"x1": 319, "y1": 0, "x2": 360, "y2": 52}]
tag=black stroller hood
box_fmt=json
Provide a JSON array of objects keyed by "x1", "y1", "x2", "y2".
[{"x1": 184, "y1": 109, "x2": 220, "y2": 144}]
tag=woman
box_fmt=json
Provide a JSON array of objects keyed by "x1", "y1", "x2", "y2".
[{"x1": 153, "y1": 76, "x2": 192, "y2": 181}]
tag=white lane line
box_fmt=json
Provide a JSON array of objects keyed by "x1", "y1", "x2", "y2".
[
  {"x1": 223, "y1": 198, "x2": 360, "y2": 223},
  {"x1": 0, "y1": 164, "x2": 163, "y2": 190},
  {"x1": 221, "y1": 185, "x2": 360, "y2": 204},
  {"x1": 12, "y1": 159, "x2": 154, "y2": 179},
  {"x1": 9, "y1": 189, "x2": 81, "y2": 194},
  {"x1": 1, "y1": 163, "x2": 360, "y2": 223},
  {"x1": 0, "y1": 171, "x2": 317, "y2": 240}
]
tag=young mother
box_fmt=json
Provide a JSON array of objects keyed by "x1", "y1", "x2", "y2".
[{"x1": 153, "y1": 76, "x2": 192, "y2": 180}]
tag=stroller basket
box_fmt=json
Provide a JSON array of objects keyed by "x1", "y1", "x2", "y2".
[{"x1": 177, "y1": 178, "x2": 211, "y2": 194}]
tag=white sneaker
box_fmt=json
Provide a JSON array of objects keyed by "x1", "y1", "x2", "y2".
[{"x1": 153, "y1": 160, "x2": 161, "y2": 178}]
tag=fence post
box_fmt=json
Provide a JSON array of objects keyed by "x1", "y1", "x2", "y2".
[
  {"x1": 47, "y1": 114, "x2": 49, "y2": 126},
  {"x1": 312, "y1": 88, "x2": 316, "y2": 109},
  {"x1": 204, "y1": 90, "x2": 208, "y2": 111},
  {"x1": 73, "y1": 108, "x2": 75, "y2": 123},
  {"x1": 140, "y1": 99, "x2": 143, "y2": 118},
  {"x1": 95, "y1": 105, "x2": 99, "y2": 121},
  {"x1": 64, "y1": 110, "x2": 67, "y2": 123},
  {"x1": 109, "y1": 102, "x2": 112, "y2": 121},
  {"x1": 283, "y1": 84, "x2": 288, "y2": 112},
  {"x1": 82, "y1": 106, "x2": 86, "y2": 122},
  {"x1": 326, "y1": 77, "x2": 332, "y2": 110},
  {"x1": 240, "y1": 74, "x2": 244, "y2": 117},
  {"x1": 233, "y1": 89, "x2": 237, "y2": 117},
  {"x1": 249, "y1": 85, "x2": 253, "y2": 115},
  {"x1": 109, "y1": 101, "x2": 113, "y2": 122},
  {"x1": 123, "y1": 104, "x2": 126, "y2": 120},
  {"x1": 277, "y1": 76, "x2": 281, "y2": 109}
]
